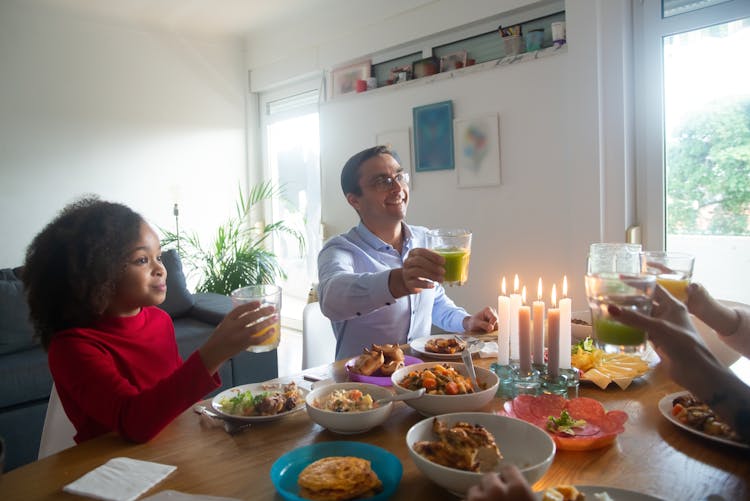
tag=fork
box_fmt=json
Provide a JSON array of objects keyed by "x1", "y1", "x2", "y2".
[{"x1": 193, "y1": 404, "x2": 252, "y2": 435}]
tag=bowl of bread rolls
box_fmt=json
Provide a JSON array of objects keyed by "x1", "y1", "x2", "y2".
[{"x1": 346, "y1": 344, "x2": 422, "y2": 386}]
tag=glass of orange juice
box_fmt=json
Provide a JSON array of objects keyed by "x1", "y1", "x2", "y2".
[
  {"x1": 640, "y1": 251, "x2": 695, "y2": 302},
  {"x1": 425, "y1": 228, "x2": 472, "y2": 286},
  {"x1": 230, "y1": 285, "x2": 282, "y2": 352}
]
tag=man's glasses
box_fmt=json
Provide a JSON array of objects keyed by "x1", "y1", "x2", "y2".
[{"x1": 369, "y1": 172, "x2": 410, "y2": 192}]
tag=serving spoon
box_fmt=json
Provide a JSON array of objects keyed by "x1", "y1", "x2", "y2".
[
  {"x1": 375, "y1": 388, "x2": 426, "y2": 406},
  {"x1": 461, "y1": 347, "x2": 481, "y2": 392}
]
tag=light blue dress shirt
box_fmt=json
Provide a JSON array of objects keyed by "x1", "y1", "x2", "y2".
[{"x1": 317, "y1": 222, "x2": 469, "y2": 360}]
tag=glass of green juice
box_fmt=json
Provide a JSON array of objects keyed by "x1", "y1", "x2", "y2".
[
  {"x1": 585, "y1": 273, "x2": 657, "y2": 354},
  {"x1": 425, "y1": 228, "x2": 472, "y2": 286},
  {"x1": 640, "y1": 251, "x2": 695, "y2": 303}
]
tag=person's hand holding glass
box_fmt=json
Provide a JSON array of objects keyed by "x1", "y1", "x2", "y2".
[
  {"x1": 425, "y1": 228, "x2": 472, "y2": 286},
  {"x1": 640, "y1": 251, "x2": 695, "y2": 302}
]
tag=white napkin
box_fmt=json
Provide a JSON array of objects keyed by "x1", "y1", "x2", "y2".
[
  {"x1": 63, "y1": 457, "x2": 177, "y2": 501},
  {"x1": 478, "y1": 341, "x2": 499, "y2": 358}
]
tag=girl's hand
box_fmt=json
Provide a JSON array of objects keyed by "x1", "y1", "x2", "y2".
[
  {"x1": 199, "y1": 301, "x2": 278, "y2": 374},
  {"x1": 465, "y1": 466, "x2": 535, "y2": 501}
]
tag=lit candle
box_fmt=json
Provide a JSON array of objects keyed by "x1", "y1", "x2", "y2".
[
  {"x1": 548, "y1": 284, "x2": 560, "y2": 379},
  {"x1": 509, "y1": 274, "x2": 521, "y2": 361},
  {"x1": 497, "y1": 277, "x2": 510, "y2": 365},
  {"x1": 559, "y1": 276, "x2": 572, "y2": 370},
  {"x1": 518, "y1": 286, "x2": 531, "y2": 375},
  {"x1": 532, "y1": 278, "x2": 545, "y2": 365}
]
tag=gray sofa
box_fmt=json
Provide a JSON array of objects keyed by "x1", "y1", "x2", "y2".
[{"x1": 0, "y1": 250, "x2": 277, "y2": 472}]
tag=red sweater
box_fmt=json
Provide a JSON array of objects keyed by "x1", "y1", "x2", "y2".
[{"x1": 48, "y1": 306, "x2": 220, "y2": 443}]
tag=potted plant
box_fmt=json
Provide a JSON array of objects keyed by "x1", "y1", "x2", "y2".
[{"x1": 161, "y1": 181, "x2": 305, "y2": 295}]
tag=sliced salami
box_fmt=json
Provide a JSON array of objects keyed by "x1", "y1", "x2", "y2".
[
  {"x1": 529, "y1": 394, "x2": 567, "y2": 421},
  {"x1": 565, "y1": 397, "x2": 606, "y2": 420}
]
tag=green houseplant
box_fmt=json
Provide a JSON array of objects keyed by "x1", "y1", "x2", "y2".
[{"x1": 161, "y1": 181, "x2": 305, "y2": 295}]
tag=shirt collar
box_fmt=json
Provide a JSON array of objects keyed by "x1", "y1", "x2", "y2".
[{"x1": 355, "y1": 221, "x2": 413, "y2": 253}]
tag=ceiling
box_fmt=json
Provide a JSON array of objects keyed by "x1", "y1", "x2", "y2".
[{"x1": 24, "y1": 0, "x2": 341, "y2": 40}]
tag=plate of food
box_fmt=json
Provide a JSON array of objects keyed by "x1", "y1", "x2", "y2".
[
  {"x1": 346, "y1": 343, "x2": 422, "y2": 386},
  {"x1": 211, "y1": 381, "x2": 308, "y2": 422},
  {"x1": 658, "y1": 391, "x2": 748, "y2": 449},
  {"x1": 536, "y1": 485, "x2": 665, "y2": 500},
  {"x1": 410, "y1": 334, "x2": 485, "y2": 359},
  {"x1": 503, "y1": 394, "x2": 628, "y2": 451},
  {"x1": 270, "y1": 441, "x2": 402, "y2": 501},
  {"x1": 571, "y1": 337, "x2": 652, "y2": 390}
]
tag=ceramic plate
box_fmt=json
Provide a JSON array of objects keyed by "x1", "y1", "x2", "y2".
[
  {"x1": 535, "y1": 486, "x2": 664, "y2": 500},
  {"x1": 658, "y1": 391, "x2": 749, "y2": 450},
  {"x1": 270, "y1": 441, "x2": 402, "y2": 501},
  {"x1": 410, "y1": 334, "x2": 485, "y2": 359},
  {"x1": 210, "y1": 382, "x2": 308, "y2": 422},
  {"x1": 346, "y1": 355, "x2": 423, "y2": 386}
]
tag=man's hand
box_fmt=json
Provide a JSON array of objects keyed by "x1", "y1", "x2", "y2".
[
  {"x1": 389, "y1": 248, "x2": 445, "y2": 297},
  {"x1": 463, "y1": 307, "x2": 498, "y2": 332}
]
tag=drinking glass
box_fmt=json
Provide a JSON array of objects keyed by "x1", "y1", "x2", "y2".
[
  {"x1": 587, "y1": 243, "x2": 642, "y2": 274},
  {"x1": 640, "y1": 251, "x2": 695, "y2": 302},
  {"x1": 585, "y1": 273, "x2": 657, "y2": 354},
  {"x1": 425, "y1": 228, "x2": 472, "y2": 286},
  {"x1": 230, "y1": 285, "x2": 282, "y2": 353}
]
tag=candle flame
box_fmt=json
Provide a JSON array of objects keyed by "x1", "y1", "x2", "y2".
[
  {"x1": 551, "y1": 284, "x2": 557, "y2": 307},
  {"x1": 563, "y1": 275, "x2": 568, "y2": 297},
  {"x1": 501, "y1": 277, "x2": 507, "y2": 295},
  {"x1": 522, "y1": 285, "x2": 527, "y2": 304},
  {"x1": 537, "y1": 277, "x2": 543, "y2": 301},
  {"x1": 513, "y1": 274, "x2": 520, "y2": 293}
]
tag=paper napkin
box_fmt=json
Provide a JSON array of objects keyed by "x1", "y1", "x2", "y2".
[
  {"x1": 478, "y1": 341, "x2": 499, "y2": 358},
  {"x1": 63, "y1": 457, "x2": 177, "y2": 501}
]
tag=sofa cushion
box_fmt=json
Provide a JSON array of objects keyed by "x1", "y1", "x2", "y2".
[
  {"x1": 158, "y1": 250, "x2": 195, "y2": 319},
  {"x1": 0, "y1": 269, "x2": 38, "y2": 355},
  {"x1": 0, "y1": 346, "x2": 52, "y2": 409}
]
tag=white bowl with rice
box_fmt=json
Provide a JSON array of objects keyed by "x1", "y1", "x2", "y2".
[{"x1": 305, "y1": 382, "x2": 394, "y2": 434}]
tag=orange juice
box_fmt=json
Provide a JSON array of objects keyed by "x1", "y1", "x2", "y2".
[
  {"x1": 247, "y1": 319, "x2": 281, "y2": 353},
  {"x1": 656, "y1": 274, "x2": 690, "y2": 302}
]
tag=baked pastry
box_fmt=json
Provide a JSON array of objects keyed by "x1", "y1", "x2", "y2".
[
  {"x1": 542, "y1": 485, "x2": 585, "y2": 501},
  {"x1": 413, "y1": 418, "x2": 501, "y2": 472},
  {"x1": 351, "y1": 349, "x2": 384, "y2": 376},
  {"x1": 298, "y1": 456, "x2": 383, "y2": 500},
  {"x1": 425, "y1": 337, "x2": 464, "y2": 354}
]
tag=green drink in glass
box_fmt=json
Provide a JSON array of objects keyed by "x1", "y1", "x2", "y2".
[{"x1": 425, "y1": 229, "x2": 472, "y2": 286}]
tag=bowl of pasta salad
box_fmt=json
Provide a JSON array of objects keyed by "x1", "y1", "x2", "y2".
[
  {"x1": 305, "y1": 382, "x2": 395, "y2": 434},
  {"x1": 391, "y1": 362, "x2": 499, "y2": 416}
]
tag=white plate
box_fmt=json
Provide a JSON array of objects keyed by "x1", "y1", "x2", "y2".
[
  {"x1": 410, "y1": 334, "x2": 484, "y2": 359},
  {"x1": 658, "y1": 391, "x2": 749, "y2": 450},
  {"x1": 211, "y1": 382, "x2": 309, "y2": 422},
  {"x1": 535, "y1": 486, "x2": 664, "y2": 500}
]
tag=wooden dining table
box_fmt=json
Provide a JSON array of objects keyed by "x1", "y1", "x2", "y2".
[{"x1": 2, "y1": 337, "x2": 749, "y2": 501}]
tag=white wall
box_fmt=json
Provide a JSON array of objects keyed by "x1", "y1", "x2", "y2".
[
  {"x1": 0, "y1": 1, "x2": 248, "y2": 269},
  {"x1": 247, "y1": 0, "x2": 634, "y2": 313}
]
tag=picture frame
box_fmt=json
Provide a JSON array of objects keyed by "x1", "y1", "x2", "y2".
[
  {"x1": 454, "y1": 113, "x2": 501, "y2": 188},
  {"x1": 376, "y1": 128, "x2": 413, "y2": 190},
  {"x1": 439, "y1": 50, "x2": 467, "y2": 72},
  {"x1": 411, "y1": 56, "x2": 439, "y2": 79},
  {"x1": 330, "y1": 60, "x2": 371, "y2": 98},
  {"x1": 413, "y1": 101, "x2": 454, "y2": 172}
]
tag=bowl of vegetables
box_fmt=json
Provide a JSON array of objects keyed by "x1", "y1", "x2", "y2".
[
  {"x1": 390, "y1": 362, "x2": 499, "y2": 416},
  {"x1": 305, "y1": 382, "x2": 394, "y2": 434}
]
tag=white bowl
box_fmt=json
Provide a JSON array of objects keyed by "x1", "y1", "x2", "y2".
[
  {"x1": 571, "y1": 310, "x2": 592, "y2": 340},
  {"x1": 305, "y1": 382, "x2": 393, "y2": 434},
  {"x1": 406, "y1": 412, "x2": 556, "y2": 496},
  {"x1": 390, "y1": 362, "x2": 499, "y2": 416}
]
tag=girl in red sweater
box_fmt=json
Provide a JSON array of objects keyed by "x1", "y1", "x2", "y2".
[{"x1": 22, "y1": 197, "x2": 278, "y2": 443}]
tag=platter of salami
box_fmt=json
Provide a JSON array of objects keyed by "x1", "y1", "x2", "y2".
[{"x1": 503, "y1": 394, "x2": 628, "y2": 451}]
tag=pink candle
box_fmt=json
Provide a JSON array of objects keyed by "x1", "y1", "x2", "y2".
[
  {"x1": 532, "y1": 278, "x2": 545, "y2": 365},
  {"x1": 548, "y1": 284, "x2": 560, "y2": 378},
  {"x1": 497, "y1": 277, "x2": 510, "y2": 365},
  {"x1": 509, "y1": 274, "x2": 521, "y2": 360},
  {"x1": 518, "y1": 286, "x2": 532, "y2": 375},
  {"x1": 559, "y1": 276, "x2": 572, "y2": 370}
]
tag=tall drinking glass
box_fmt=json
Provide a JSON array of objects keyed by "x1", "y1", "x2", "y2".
[
  {"x1": 640, "y1": 251, "x2": 695, "y2": 302},
  {"x1": 425, "y1": 228, "x2": 472, "y2": 286},
  {"x1": 230, "y1": 285, "x2": 282, "y2": 353},
  {"x1": 585, "y1": 273, "x2": 657, "y2": 354},
  {"x1": 587, "y1": 243, "x2": 642, "y2": 274}
]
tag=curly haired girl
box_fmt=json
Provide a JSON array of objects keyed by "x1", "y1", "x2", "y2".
[{"x1": 23, "y1": 197, "x2": 277, "y2": 443}]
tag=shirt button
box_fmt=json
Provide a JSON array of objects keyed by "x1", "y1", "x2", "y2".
[
  {"x1": 356, "y1": 312, "x2": 361, "y2": 316},
  {"x1": 385, "y1": 302, "x2": 391, "y2": 306}
]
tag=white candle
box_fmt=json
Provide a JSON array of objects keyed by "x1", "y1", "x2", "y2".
[
  {"x1": 518, "y1": 286, "x2": 532, "y2": 375},
  {"x1": 559, "y1": 276, "x2": 572, "y2": 370},
  {"x1": 548, "y1": 284, "x2": 560, "y2": 378},
  {"x1": 509, "y1": 274, "x2": 521, "y2": 361},
  {"x1": 532, "y1": 277, "x2": 545, "y2": 365},
  {"x1": 497, "y1": 277, "x2": 510, "y2": 365}
]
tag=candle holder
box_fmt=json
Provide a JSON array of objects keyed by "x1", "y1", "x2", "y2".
[
  {"x1": 560, "y1": 368, "x2": 580, "y2": 399},
  {"x1": 512, "y1": 367, "x2": 541, "y2": 396},
  {"x1": 490, "y1": 362, "x2": 516, "y2": 399},
  {"x1": 541, "y1": 373, "x2": 568, "y2": 396}
]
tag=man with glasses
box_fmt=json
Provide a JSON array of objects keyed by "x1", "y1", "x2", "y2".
[{"x1": 318, "y1": 145, "x2": 497, "y2": 360}]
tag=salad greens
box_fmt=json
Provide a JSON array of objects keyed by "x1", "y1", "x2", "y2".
[
  {"x1": 547, "y1": 409, "x2": 587, "y2": 436},
  {"x1": 571, "y1": 336, "x2": 595, "y2": 355},
  {"x1": 219, "y1": 390, "x2": 269, "y2": 415}
]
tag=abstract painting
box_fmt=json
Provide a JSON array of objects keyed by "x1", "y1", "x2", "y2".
[{"x1": 454, "y1": 114, "x2": 501, "y2": 188}]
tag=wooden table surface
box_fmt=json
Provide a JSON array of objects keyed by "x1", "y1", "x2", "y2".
[{"x1": 2, "y1": 340, "x2": 748, "y2": 501}]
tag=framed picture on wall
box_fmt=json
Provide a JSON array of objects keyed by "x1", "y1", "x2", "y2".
[
  {"x1": 330, "y1": 60, "x2": 371, "y2": 98},
  {"x1": 439, "y1": 50, "x2": 467, "y2": 72},
  {"x1": 376, "y1": 128, "x2": 413, "y2": 190},
  {"x1": 413, "y1": 101, "x2": 454, "y2": 172},
  {"x1": 454, "y1": 113, "x2": 501, "y2": 188}
]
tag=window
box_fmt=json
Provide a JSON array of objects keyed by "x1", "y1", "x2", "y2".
[{"x1": 635, "y1": 0, "x2": 750, "y2": 303}]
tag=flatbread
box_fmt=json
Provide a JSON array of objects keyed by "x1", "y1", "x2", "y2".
[{"x1": 298, "y1": 456, "x2": 383, "y2": 500}]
